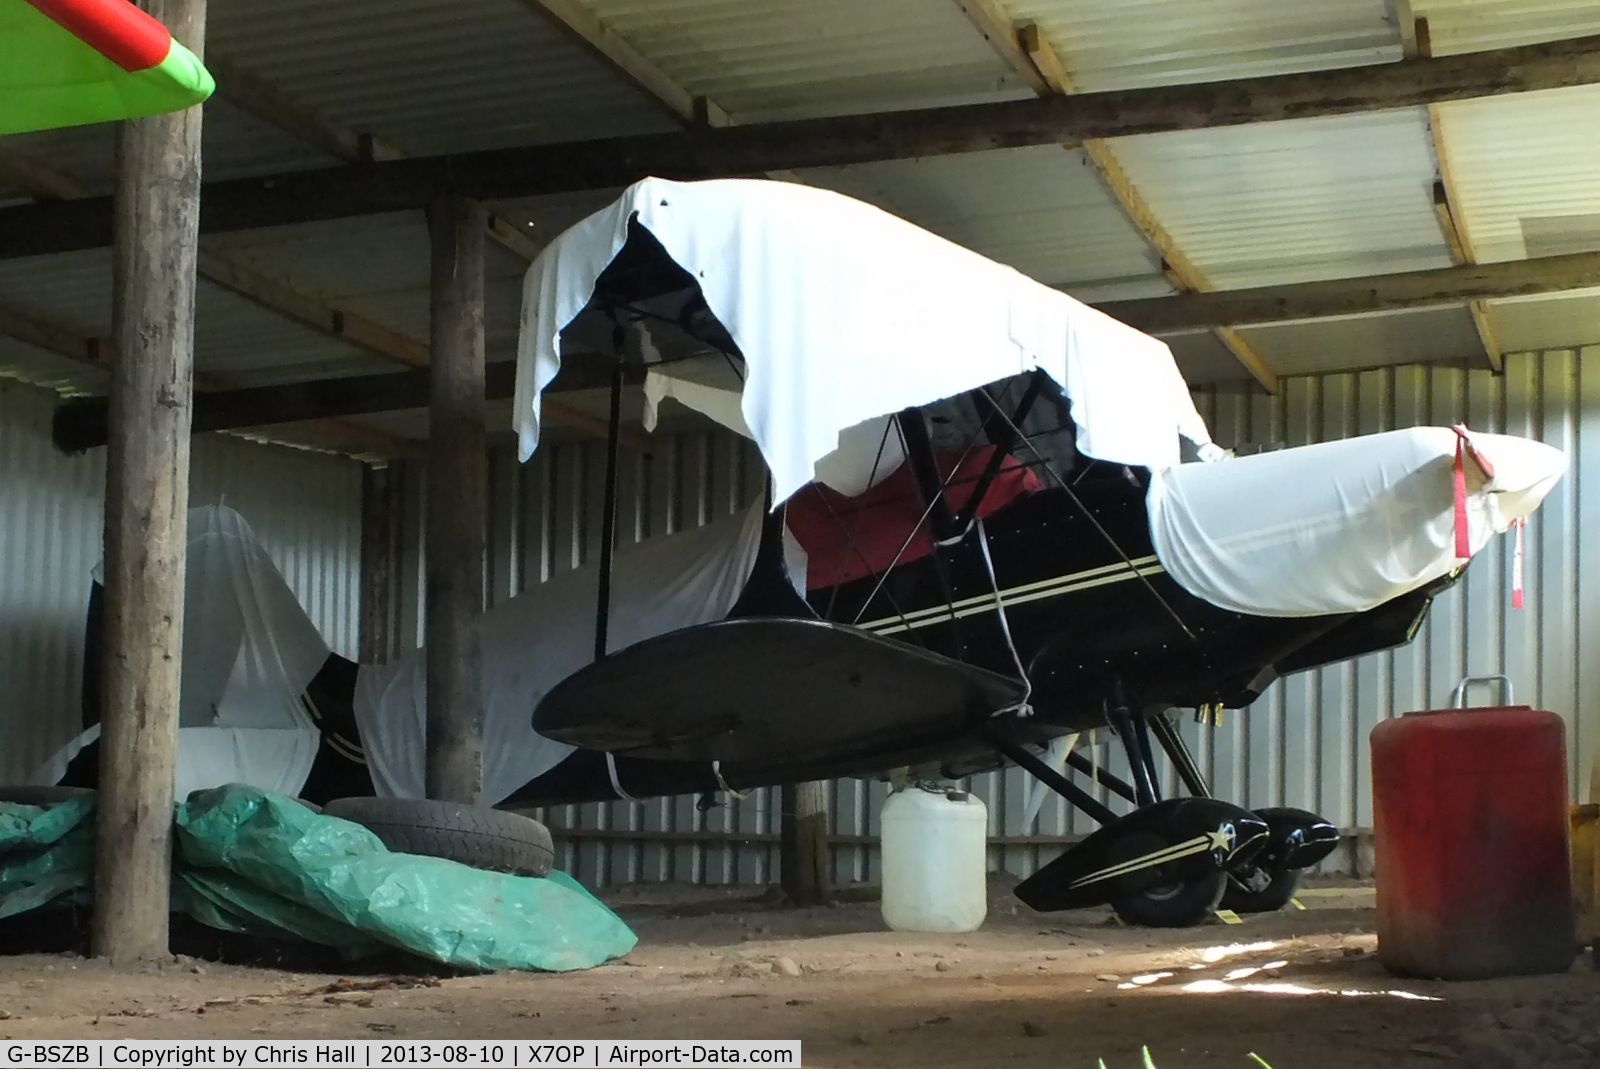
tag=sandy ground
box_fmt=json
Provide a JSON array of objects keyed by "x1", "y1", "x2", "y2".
[{"x1": 1, "y1": 878, "x2": 1597, "y2": 1069}]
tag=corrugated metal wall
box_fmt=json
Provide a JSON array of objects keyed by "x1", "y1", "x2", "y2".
[
  {"x1": 399, "y1": 348, "x2": 1597, "y2": 889},
  {"x1": 0, "y1": 378, "x2": 364, "y2": 783}
]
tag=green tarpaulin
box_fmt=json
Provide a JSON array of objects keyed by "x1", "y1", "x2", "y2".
[{"x1": 0, "y1": 785, "x2": 635, "y2": 972}]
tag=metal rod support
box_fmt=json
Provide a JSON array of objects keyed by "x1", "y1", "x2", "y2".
[
  {"x1": 1149, "y1": 710, "x2": 1212, "y2": 798},
  {"x1": 594, "y1": 355, "x2": 624, "y2": 661},
  {"x1": 1065, "y1": 749, "x2": 1137, "y2": 804},
  {"x1": 985, "y1": 727, "x2": 1119, "y2": 827}
]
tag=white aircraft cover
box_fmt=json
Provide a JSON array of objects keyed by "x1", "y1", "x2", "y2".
[
  {"x1": 514, "y1": 177, "x2": 1214, "y2": 504},
  {"x1": 37, "y1": 506, "x2": 327, "y2": 799},
  {"x1": 353, "y1": 499, "x2": 807, "y2": 805},
  {"x1": 1147, "y1": 427, "x2": 1568, "y2": 617}
]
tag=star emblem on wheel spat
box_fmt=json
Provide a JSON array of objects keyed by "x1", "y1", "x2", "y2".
[{"x1": 1205, "y1": 821, "x2": 1237, "y2": 856}]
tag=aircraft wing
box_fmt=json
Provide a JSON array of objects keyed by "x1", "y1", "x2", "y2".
[
  {"x1": 534, "y1": 616, "x2": 1027, "y2": 770},
  {"x1": 2, "y1": 0, "x2": 214, "y2": 135}
]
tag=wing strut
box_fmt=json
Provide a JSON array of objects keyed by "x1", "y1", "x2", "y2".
[{"x1": 594, "y1": 326, "x2": 626, "y2": 661}]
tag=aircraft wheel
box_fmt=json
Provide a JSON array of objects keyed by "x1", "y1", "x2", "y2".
[
  {"x1": 1221, "y1": 865, "x2": 1303, "y2": 914},
  {"x1": 1111, "y1": 869, "x2": 1227, "y2": 928}
]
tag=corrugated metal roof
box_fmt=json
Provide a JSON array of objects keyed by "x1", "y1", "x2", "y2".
[
  {"x1": 209, "y1": 0, "x2": 678, "y2": 156},
  {"x1": 1161, "y1": 329, "x2": 1252, "y2": 384},
  {"x1": 1411, "y1": 0, "x2": 1600, "y2": 55},
  {"x1": 0, "y1": 96, "x2": 337, "y2": 200},
  {"x1": 1234, "y1": 306, "x2": 1485, "y2": 377},
  {"x1": 801, "y1": 146, "x2": 1166, "y2": 292},
  {"x1": 1485, "y1": 289, "x2": 1600, "y2": 353},
  {"x1": 192, "y1": 286, "x2": 398, "y2": 385},
  {"x1": 1433, "y1": 84, "x2": 1600, "y2": 264},
  {"x1": 1009, "y1": 0, "x2": 1399, "y2": 91},
  {"x1": 1110, "y1": 109, "x2": 1452, "y2": 288},
  {"x1": 0, "y1": 249, "x2": 113, "y2": 339},
  {"x1": 580, "y1": 0, "x2": 1029, "y2": 122}
]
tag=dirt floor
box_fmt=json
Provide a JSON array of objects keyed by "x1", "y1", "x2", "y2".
[{"x1": 2, "y1": 877, "x2": 1597, "y2": 1069}]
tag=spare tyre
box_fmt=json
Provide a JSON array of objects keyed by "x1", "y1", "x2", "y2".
[
  {"x1": 0, "y1": 785, "x2": 93, "y2": 807},
  {"x1": 323, "y1": 797, "x2": 554, "y2": 877}
]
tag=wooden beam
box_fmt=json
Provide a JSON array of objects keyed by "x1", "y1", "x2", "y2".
[
  {"x1": 1094, "y1": 251, "x2": 1600, "y2": 332},
  {"x1": 424, "y1": 195, "x2": 488, "y2": 805},
  {"x1": 513, "y1": 0, "x2": 728, "y2": 127},
  {"x1": 94, "y1": 0, "x2": 205, "y2": 965},
  {"x1": 11, "y1": 33, "x2": 1600, "y2": 257},
  {"x1": 1427, "y1": 106, "x2": 1502, "y2": 371},
  {"x1": 0, "y1": 150, "x2": 90, "y2": 200},
  {"x1": 208, "y1": 56, "x2": 407, "y2": 163},
  {"x1": 1007, "y1": 17, "x2": 1278, "y2": 392},
  {"x1": 1468, "y1": 302, "x2": 1505, "y2": 373},
  {"x1": 1390, "y1": 0, "x2": 1420, "y2": 60}
]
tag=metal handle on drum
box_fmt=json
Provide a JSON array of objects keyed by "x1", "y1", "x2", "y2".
[{"x1": 1451, "y1": 674, "x2": 1514, "y2": 709}]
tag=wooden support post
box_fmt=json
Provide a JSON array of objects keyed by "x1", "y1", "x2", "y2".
[
  {"x1": 781, "y1": 781, "x2": 832, "y2": 906},
  {"x1": 92, "y1": 0, "x2": 207, "y2": 964},
  {"x1": 359, "y1": 464, "x2": 401, "y2": 665},
  {"x1": 424, "y1": 195, "x2": 488, "y2": 805}
]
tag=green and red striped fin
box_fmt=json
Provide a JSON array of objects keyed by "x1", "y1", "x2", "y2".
[{"x1": 1, "y1": 0, "x2": 214, "y2": 135}]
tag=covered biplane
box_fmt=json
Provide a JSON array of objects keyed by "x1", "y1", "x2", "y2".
[
  {"x1": 488, "y1": 177, "x2": 1563, "y2": 925},
  {"x1": 50, "y1": 178, "x2": 1567, "y2": 928}
]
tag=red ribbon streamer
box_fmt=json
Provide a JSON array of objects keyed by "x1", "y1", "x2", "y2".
[{"x1": 1512, "y1": 517, "x2": 1526, "y2": 610}]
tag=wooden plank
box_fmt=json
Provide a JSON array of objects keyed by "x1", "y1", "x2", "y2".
[
  {"x1": 780, "y1": 781, "x2": 832, "y2": 905},
  {"x1": 11, "y1": 32, "x2": 1600, "y2": 255},
  {"x1": 1468, "y1": 300, "x2": 1505, "y2": 374},
  {"x1": 1427, "y1": 106, "x2": 1502, "y2": 371},
  {"x1": 1010, "y1": 17, "x2": 1278, "y2": 392},
  {"x1": 92, "y1": 0, "x2": 205, "y2": 965},
  {"x1": 1095, "y1": 250, "x2": 1600, "y2": 332},
  {"x1": 513, "y1": 0, "x2": 728, "y2": 127},
  {"x1": 1390, "y1": 0, "x2": 1419, "y2": 60},
  {"x1": 209, "y1": 56, "x2": 407, "y2": 163},
  {"x1": 424, "y1": 195, "x2": 488, "y2": 805}
]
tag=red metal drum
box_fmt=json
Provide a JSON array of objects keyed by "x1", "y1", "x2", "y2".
[{"x1": 1372, "y1": 677, "x2": 1576, "y2": 979}]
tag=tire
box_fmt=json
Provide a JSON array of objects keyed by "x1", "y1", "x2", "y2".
[
  {"x1": 1111, "y1": 869, "x2": 1228, "y2": 928},
  {"x1": 1221, "y1": 865, "x2": 1303, "y2": 914},
  {"x1": 1102, "y1": 826, "x2": 1229, "y2": 928},
  {"x1": 0, "y1": 785, "x2": 93, "y2": 807},
  {"x1": 323, "y1": 797, "x2": 554, "y2": 877}
]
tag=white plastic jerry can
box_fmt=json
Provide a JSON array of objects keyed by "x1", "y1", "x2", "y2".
[{"x1": 879, "y1": 784, "x2": 988, "y2": 933}]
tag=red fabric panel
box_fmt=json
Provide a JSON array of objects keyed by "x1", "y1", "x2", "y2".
[
  {"x1": 28, "y1": 0, "x2": 172, "y2": 72},
  {"x1": 786, "y1": 446, "x2": 1043, "y2": 591}
]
